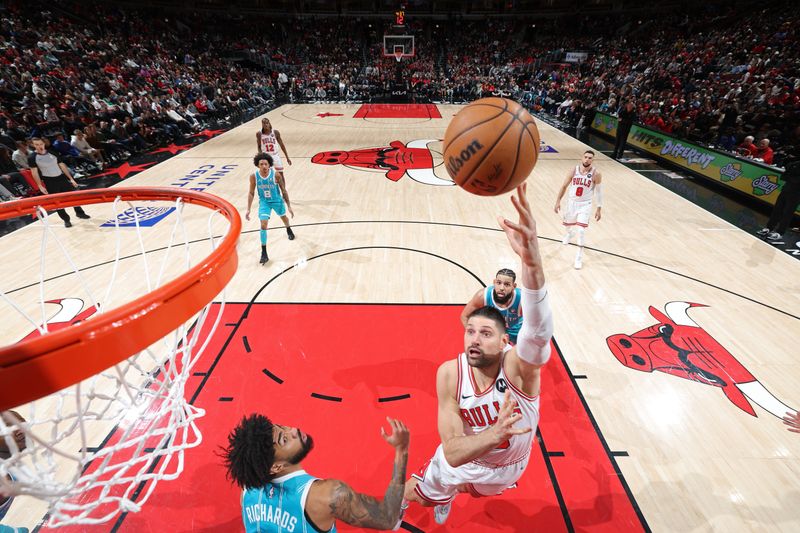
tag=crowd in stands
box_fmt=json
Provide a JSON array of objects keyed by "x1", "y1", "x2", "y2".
[
  {"x1": 1, "y1": 0, "x2": 797, "y2": 202},
  {"x1": 0, "y1": 1, "x2": 275, "y2": 197},
  {"x1": 519, "y1": 5, "x2": 798, "y2": 166},
  {"x1": 231, "y1": 2, "x2": 799, "y2": 166}
]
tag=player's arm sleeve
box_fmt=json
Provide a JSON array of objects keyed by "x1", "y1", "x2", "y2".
[{"x1": 515, "y1": 285, "x2": 553, "y2": 367}]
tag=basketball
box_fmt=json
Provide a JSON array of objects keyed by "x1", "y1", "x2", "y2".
[{"x1": 443, "y1": 97, "x2": 540, "y2": 196}]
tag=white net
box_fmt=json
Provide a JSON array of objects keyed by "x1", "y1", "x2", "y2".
[{"x1": 0, "y1": 194, "x2": 231, "y2": 527}]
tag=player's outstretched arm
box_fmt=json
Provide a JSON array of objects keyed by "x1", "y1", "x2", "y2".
[
  {"x1": 500, "y1": 184, "x2": 553, "y2": 374},
  {"x1": 310, "y1": 418, "x2": 408, "y2": 530},
  {"x1": 437, "y1": 363, "x2": 530, "y2": 467},
  {"x1": 499, "y1": 183, "x2": 544, "y2": 290},
  {"x1": 460, "y1": 289, "x2": 484, "y2": 327}
]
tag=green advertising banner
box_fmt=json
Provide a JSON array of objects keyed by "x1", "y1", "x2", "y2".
[{"x1": 590, "y1": 112, "x2": 798, "y2": 215}]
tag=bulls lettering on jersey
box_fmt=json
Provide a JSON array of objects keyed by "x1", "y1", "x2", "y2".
[
  {"x1": 259, "y1": 131, "x2": 278, "y2": 155},
  {"x1": 569, "y1": 165, "x2": 595, "y2": 201},
  {"x1": 456, "y1": 351, "x2": 540, "y2": 466}
]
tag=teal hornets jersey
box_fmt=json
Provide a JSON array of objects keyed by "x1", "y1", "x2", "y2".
[
  {"x1": 241, "y1": 470, "x2": 335, "y2": 533},
  {"x1": 256, "y1": 168, "x2": 282, "y2": 203},
  {"x1": 484, "y1": 286, "x2": 522, "y2": 340}
]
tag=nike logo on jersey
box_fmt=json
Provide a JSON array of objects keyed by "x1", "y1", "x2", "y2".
[{"x1": 461, "y1": 394, "x2": 473, "y2": 400}]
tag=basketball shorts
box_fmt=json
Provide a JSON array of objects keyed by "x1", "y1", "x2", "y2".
[
  {"x1": 258, "y1": 199, "x2": 286, "y2": 220},
  {"x1": 562, "y1": 200, "x2": 592, "y2": 228},
  {"x1": 269, "y1": 153, "x2": 284, "y2": 171},
  {"x1": 411, "y1": 445, "x2": 529, "y2": 504}
]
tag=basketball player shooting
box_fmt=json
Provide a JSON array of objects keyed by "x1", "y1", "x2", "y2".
[
  {"x1": 554, "y1": 149, "x2": 603, "y2": 270},
  {"x1": 397, "y1": 183, "x2": 553, "y2": 528},
  {"x1": 256, "y1": 118, "x2": 292, "y2": 180}
]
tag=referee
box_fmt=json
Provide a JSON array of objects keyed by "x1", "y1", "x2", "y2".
[
  {"x1": 612, "y1": 100, "x2": 637, "y2": 160},
  {"x1": 28, "y1": 137, "x2": 90, "y2": 227}
]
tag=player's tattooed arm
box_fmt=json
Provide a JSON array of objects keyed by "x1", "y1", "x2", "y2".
[
  {"x1": 327, "y1": 462, "x2": 405, "y2": 528},
  {"x1": 327, "y1": 418, "x2": 409, "y2": 529}
]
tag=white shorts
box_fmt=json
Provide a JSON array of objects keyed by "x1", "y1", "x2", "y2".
[
  {"x1": 562, "y1": 200, "x2": 592, "y2": 228},
  {"x1": 269, "y1": 153, "x2": 284, "y2": 171},
  {"x1": 411, "y1": 445, "x2": 529, "y2": 504}
]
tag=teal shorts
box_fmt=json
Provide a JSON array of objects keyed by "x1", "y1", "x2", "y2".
[{"x1": 259, "y1": 200, "x2": 286, "y2": 220}]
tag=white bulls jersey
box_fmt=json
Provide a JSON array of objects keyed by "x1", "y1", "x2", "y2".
[
  {"x1": 456, "y1": 350, "x2": 540, "y2": 468},
  {"x1": 568, "y1": 164, "x2": 595, "y2": 202},
  {"x1": 258, "y1": 130, "x2": 279, "y2": 155}
]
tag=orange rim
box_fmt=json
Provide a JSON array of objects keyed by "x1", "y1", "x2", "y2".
[{"x1": 0, "y1": 187, "x2": 241, "y2": 411}]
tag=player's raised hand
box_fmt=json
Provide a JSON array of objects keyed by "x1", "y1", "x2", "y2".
[
  {"x1": 498, "y1": 183, "x2": 542, "y2": 268},
  {"x1": 381, "y1": 417, "x2": 410, "y2": 452},
  {"x1": 490, "y1": 390, "x2": 531, "y2": 444}
]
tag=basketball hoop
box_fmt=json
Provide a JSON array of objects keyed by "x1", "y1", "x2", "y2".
[
  {"x1": 0, "y1": 187, "x2": 240, "y2": 527},
  {"x1": 394, "y1": 49, "x2": 404, "y2": 63}
]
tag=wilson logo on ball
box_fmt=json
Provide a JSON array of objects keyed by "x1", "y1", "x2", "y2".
[
  {"x1": 445, "y1": 139, "x2": 484, "y2": 177},
  {"x1": 443, "y1": 97, "x2": 540, "y2": 196}
]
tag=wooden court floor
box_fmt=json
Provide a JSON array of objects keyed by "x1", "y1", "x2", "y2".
[{"x1": 2, "y1": 103, "x2": 799, "y2": 532}]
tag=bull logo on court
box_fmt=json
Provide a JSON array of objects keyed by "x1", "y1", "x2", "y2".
[
  {"x1": 19, "y1": 298, "x2": 98, "y2": 341},
  {"x1": 311, "y1": 139, "x2": 454, "y2": 186},
  {"x1": 607, "y1": 302, "x2": 796, "y2": 418}
]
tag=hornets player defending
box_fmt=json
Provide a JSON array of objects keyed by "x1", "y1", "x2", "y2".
[
  {"x1": 397, "y1": 183, "x2": 554, "y2": 527},
  {"x1": 257, "y1": 118, "x2": 292, "y2": 180},
  {"x1": 246, "y1": 153, "x2": 295, "y2": 264},
  {"x1": 223, "y1": 415, "x2": 409, "y2": 532},
  {"x1": 460, "y1": 268, "x2": 522, "y2": 344},
  {"x1": 554, "y1": 149, "x2": 603, "y2": 269}
]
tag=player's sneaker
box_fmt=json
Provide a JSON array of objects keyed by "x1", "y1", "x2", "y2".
[
  {"x1": 392, "y1": 501, "x2": 409, "y2": 531},
  {"x1": 434, "y1": 501, "x2": 451, "y2": 524},
  {"x1": 756, "y1": 228, "x2": 770, "y2": 237},
  {"x1": 287, "y1": 227, "x2": 295, "y2": 240},
  {"x1": 260, "y1": 250, "x2": 269, "y2": 264},
  {"x1": 561, "y1": 233, "x2": 571, "y2": 245},
  {"x1": 767, "y1": 232, "x2": 782, "y2": 241},
  {"x1": 574, "y1": 256, "x2": 582, "y2": 270}
]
